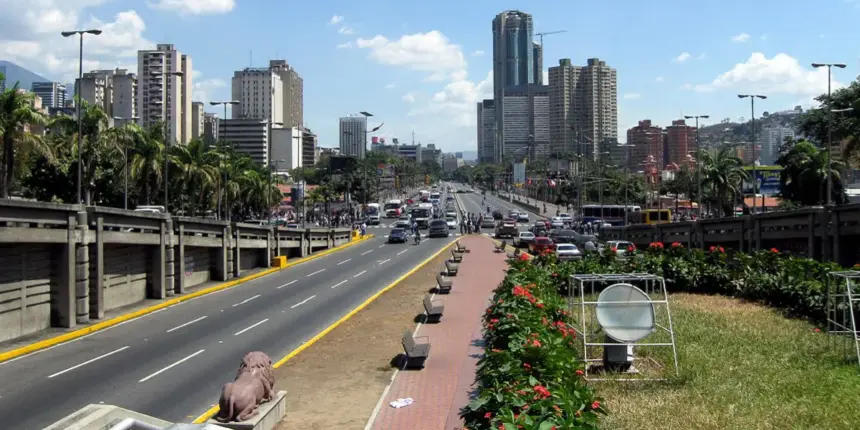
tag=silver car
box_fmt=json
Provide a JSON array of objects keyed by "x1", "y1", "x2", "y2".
[{"x1": 555, "y1": 243, "x2": 583, "y2": 261}]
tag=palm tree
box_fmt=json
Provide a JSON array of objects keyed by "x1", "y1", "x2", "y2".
[
  {"x1": 700, "y1": 147, "x2": 747, "y2": 216},
  {"x1": 0, "y1": 85, "x2": 50, "y2": 198},
  {"x1": 170, "y1": 138, "x2": 219, "y2": 215},
  {"x1": 777, "y1": 140, "x2": 846, "y2": 205},
  {"x1": 51, "y1": 101, "x2": 112, "y2": 204},
  {"x1": 129, "y1": 123, "x2": 167, "y2": 205}
]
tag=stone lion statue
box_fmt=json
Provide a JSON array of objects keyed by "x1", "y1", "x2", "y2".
[{"x1": 214, "y1": 351, "x2": 276, "y2": 423}]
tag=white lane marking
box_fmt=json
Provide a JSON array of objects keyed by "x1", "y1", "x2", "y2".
[
  {"x1": 138, "y1": 349, "x2": 206, "y2": 383},
  {"x1": 307, "y1": 269, "x2": 326, "y2": 277},
  {"x1": 290, "y1": 295, "x2": 316, "y2": 309},
  {"x1": 337, "y1": 259, "x2": 351, "y2": 266},
  {"x1": 331, "y1": 280, "x2": 348, "y2": 289},
  {"x1": 378, "y1": 245, "x2": 385, "y2": 249},
  {"x1": 379, "y1": 259, "x2": 391, "y2": 265},
  {"x1": 166, "y1": 316, "x2": 208, "y2": 333},
  {"x1": 397, "y1": 249, "x2": 408, "y2": 256},
  {"x1": 232, "y1": 294, "x2": 260, "y2": 307},
  {"x1": 234, "y1": 319, "x2": 269, "y2": 336},
  {"x1": 48, "y1": 346, "x2": 130, "y2": 378},
  {"x1": 277, "y1": 280, "x2": 298, "y2": 289},
  {"x1": 353, "y1": 270, "x2": 367, "y2": 278},
  {"x1": 361, "y1": 250, "x2": 373, "y2": 256}
]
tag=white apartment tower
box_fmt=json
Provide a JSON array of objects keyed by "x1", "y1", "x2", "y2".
[
  {"x1": 548, "y1": 58, "x2": 617, "y2": 161},
  {"x1": 232, "y1": 60, "x2": 303, "y2": 129},
  {"x1": 137, "y1": 44, "x2": 193, "y2": 144},
  {"x1": 76, "y1": 69, "x2": 137, "y2": 124},
  {"x1": 339, "y1": 116, "x2": 368, "y2": 158},
  {"x1": 191, "y1": 101, "x2": 204, "y2": 140}
]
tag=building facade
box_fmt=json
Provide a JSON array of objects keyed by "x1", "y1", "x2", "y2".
[
  {"x1": 191, "y1": 101, "x2": 204, "y2": 140},
  {"x1": 300, "y1": 127, "x2": 318, "y2": 167},
  {"x1": 269, "y1": 60, "x2": 303, "y2": 129},
  {"x1": 137, "y1": 44, "x2": 193, "y2": 144},
  {"x1": 492, "y1": 10, "x2": 536, "y2": 163},
  {"x1": 665, "y1": 119, "x2": 697, "y2": 167},
  {"x1": 339, "y1": 116, "x2": 368, "y2": 158},
  {"x1": 271, "y1": 127, "x2": 300, "y2": 172},
  {"x1": 502, "y1": 84, "x2": 550, "y2": 161},
  {"x1": 231, "y1": 66, "x2": 283, "y2": 123},
  {"x1": 76, "y1": 69, "x2": 138, "y2": 125},
  {"x1": 760, "y1": 126, "x2": 795, "y2": 165},
  {"x1": 203, "y1": 113, "x2": 219, "y2": 146},
  {"x1": 477, "y1": 99, "x2": 496, "y2": 164},
  {"x1": 218, "y1": 118, "x2": 269, "y2": 165},
  {"x1": 396, "y1": 144, "x2": 422, "y2": 163},
  {"x1": 31, "y1": 82, "x2": 66, "y2": 109},
  {"x1": 627, "y1": 120, "x2": 665, "y2": 171}
]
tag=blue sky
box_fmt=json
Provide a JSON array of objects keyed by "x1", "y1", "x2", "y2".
[{"x1": 1, "y1": 0, "x2": 859, "y2": 154}]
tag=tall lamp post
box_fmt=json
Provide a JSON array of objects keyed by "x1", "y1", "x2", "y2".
[
  {"x1": 62, "y1": 28, "x2": 102, "y2": 204},
  {"x1": 811, "y1": 62, "x2": 847, "y2": 205},
  {"x1": 113, "y1": 116, "x2": 139, "y2": 209},
  {"x1": 153, "y1": 60, "x2": 183, "y2": 212},
  {"x1": 210, "y1": 100, "x2": 240, "y2": 220},
  {"x1": 738, "y1": 94, "x2": 767, "y2": 214},
  {"x1": 617, "y1": 143, "x2": 633, "y2": 226},
  {"x1": 684, "y1": 115, "x2": 709, "y2": 219}
]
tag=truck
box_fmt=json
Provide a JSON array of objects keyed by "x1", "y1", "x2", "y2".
[
  {"x1": 384, "y1": 199, "x2": 404, "y2": 218},
  {"x1": 411, "y1": 203, "x2": 433, "y2": 228},
  {"x1": 419, "y1": 190, "x2": 431, "y2": 202},
  {"x1": 495, "y1": 218, "x2": 519, "y2": 238}
]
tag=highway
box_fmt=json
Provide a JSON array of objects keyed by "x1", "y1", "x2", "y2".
[
  {"x1": 456, "y1": 189, "x2": 548, "y2": 237},
  {"x1": 0, "y1": 189, "x2": 463, "y2": 430}
]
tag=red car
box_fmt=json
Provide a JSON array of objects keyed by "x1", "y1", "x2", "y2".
[{"x1": 530, "y1": 237, "x2": 555, "y2": 253}]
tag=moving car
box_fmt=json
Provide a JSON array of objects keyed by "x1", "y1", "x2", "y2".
[
  {"x1": 495, "y1": 219, "x2": 519, "y2": 238},
  {"x1": 481, "y1": 216, "x2": 496, "y2": 229},
  {"x1": 428, "y1": 219, "x2": 450, "y2": 238},
  {"x1": 555, "y1": 243, "x2": 583, "y2": 261},
  {"x1": 445, "y1": 217, "x2": 458, "y2": 229},
  {"x1": 514, "y1": 231, "x2": 535, "y2": 248},
  {"x1": 394, "y1": 219, "x2": 411, "y2": 229},
  {"x1": 388, "y1": 228, "x2": 408, "y2": 244},
  {"x1": 558, "y1": 213, "x2": 573, "y2": 223},
  {"x1": 517, "y1": 212, "x2": 529, "y2": 223},
  {"x1": 445, "y1": 210, "x2": 458, "y2": 219},
  {"x1": 601, "y1": 240, "x2": 637, "y2": 256},
  {"x1": 549, "y1": 217, "x2": 565, "y2": 229},
  {"x1": 529, "y1": 237, "x2": 555, "y2": 254}
]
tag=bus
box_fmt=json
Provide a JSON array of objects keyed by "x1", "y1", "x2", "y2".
[
  {"x1": 628, "y1": 209, "x2": 672, "y2": 225},
  {"x1": 384, "y1": 199, "x2": 404, "y2": 218},
  {"x1": 581, "y1": 204, "x2": 641, "y2": 226},
  {"x1": 412, "y1": 203, "x2": 434, "y2": 228}
]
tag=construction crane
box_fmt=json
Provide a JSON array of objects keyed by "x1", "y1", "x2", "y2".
[{"x1": 535, "y1": 30, "x2": 567, "y2": 47}]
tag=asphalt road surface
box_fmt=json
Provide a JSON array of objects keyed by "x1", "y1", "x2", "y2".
[
  {"x1": 0, "y1": 190, "x2": 462, "y2": 430},
  {"x1": 456, "y1": 187, "x2": 547, "y2": 238}
]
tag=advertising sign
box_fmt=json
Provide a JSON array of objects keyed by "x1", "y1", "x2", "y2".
[
  {"x1": 742, "y1": 165, "x2": 781, "y2": 196},
  {"x1": 512, "y1": 162, "x2": 526, "y2": 185}
]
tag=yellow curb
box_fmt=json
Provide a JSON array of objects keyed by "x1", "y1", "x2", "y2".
[
  {"x1": 192, "y1": 238, "x2": 455, "y2": 424},
  {"x1": 0, "y1": 234, "x2": 375, "y2": 365},
  {"x1": 486, "y1": 235, "x2": 534, "y2": 259}
]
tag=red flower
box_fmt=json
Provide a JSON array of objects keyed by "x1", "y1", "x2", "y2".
[
  {"x1": 530, "y1": 339, "x2": 541, "y2": 347},
  {"x1": 626, "y1": 245, "x2": 635, "y2": 252},
  {"x1": 536, "y1": 303, "x2": 545, "y2": 309},
  {"x1": 649, "y1": 242, "x2": 664, "y2": 249},
  {"x1": 591, "y1": 401, "x2": 601, "y2": 409},
  {"x1": 532, "y1": 385, "x2": 551, "y2": 398},
  {"x1": 671, "y1": 242, "x2": 682, "y2": 248},
  {"x1": 490, "y1": 318, "x2": 499, "y2": 324},
  {"x1": 813, "y1": 327, "x2": 821, "y2": 333},
  {"x1": 575, "y1": 369, "x2": 584, "y2": 376},
  {"x1": 718, "y1": 246, "x2": 725, "y2": 253},
  {"x1": 484, "y1": 412, "x2": 492, "y2": 419},
  {"x1": 523, "y1": 362, "x2": 531, "y2": 369},
  {"x1": 518, "y1": 253, "x2": 530, "y2": 261},
  {"x1": 770, "y1": 247, "x2": 779, "y2": 253}
]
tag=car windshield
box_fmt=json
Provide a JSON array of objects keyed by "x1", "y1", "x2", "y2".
[
  {"x1": 391, "y1": 228, "x2": 404, "y2": 234},
  {"x1": 520, "y1": 233, "x2": 534, "y2": 238},
  {"x1": 557, "y1": 244, "x2": 577, "y2": 251}
]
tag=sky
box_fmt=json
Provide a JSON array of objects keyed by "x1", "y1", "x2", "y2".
[{"x1": 1, "y1": 0, "x2": 859, "y2": 154}]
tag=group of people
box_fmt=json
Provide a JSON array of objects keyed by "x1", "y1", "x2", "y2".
[{"x1": 459, "y1": 212, "x2": 485, "y2": 234}]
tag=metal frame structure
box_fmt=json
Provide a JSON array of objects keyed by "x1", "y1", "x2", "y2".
[
  {"x1": 826, "y1": 271, "x2": 860, "y2": 368},
  {"x1": 568, "y1": 273, "x2": 679, "y2": 381}
]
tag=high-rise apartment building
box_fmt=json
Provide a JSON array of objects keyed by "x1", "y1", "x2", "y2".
[
  {"x1": 533, "y1": 43, "x2": 543, "y2": 85},
  {"x1": 339, "y1": 116, "x2": 368, "y2": 158},
  {"x1": 31, "y1": 82, "x2": 66, "y2": 109},
  {"x1": 231, "y1": 60, "x2": 303, "y2": 129},
  {"x1": 492, "y1": 10, "x2": 536, "y2": 162},
  {"x1": 76, "y1": 69, "x2": 137, "y2": 124},
  {"x1": 627, "y1": 120, "x2": 665, "y2": 171},
  {"x1": 269, "y1": 60, "x2": 303, "y2": 129},
  {"x1": 503, "y1": 84, "x2": 550, "y2": 161},
  {"x1": 137, "y1": 44, "x2": 193, "y2": 144},
  {"x1": 203, "y1": 113, "x2": 219, "y2": 146},
  {"x1": 477, "y1": 99, "x2": 495, "y2": 164},
  {"x1": 300, "y1": 128, "x2": 318, "y2": 167},
  {"x1": 760, "y1": 126, "x2": 795, "y2": 165},
  {"x1": 191, "y1": 101, "x2": 204, "y2": 140},
  {"x1": 548, "y1": 58, "x2": 617, "y2": 161},
  {"x1": 665, "y1": 119, "x2": 697, "y2": 167}
]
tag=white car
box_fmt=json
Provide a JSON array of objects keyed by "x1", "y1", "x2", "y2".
[
  {"x1": 558, "y1": 213, "x2": 573, "y2": 223},
  {"x1": 395, "y1": 219, "x2": 411, "y2": 229},
  {"x1": 550, "y1": 217, "x2": 565, "y2": 229},
  {"x1": 555, "y1": 243, "x2": 583, "y2": 261},
  {"x1": 446, "y1": 217, "x2": 458, "y2": 229}
]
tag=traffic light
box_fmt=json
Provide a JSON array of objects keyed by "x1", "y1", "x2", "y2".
[{"x1": 424, "y1": 175, "x2": 430, "y2": 185}]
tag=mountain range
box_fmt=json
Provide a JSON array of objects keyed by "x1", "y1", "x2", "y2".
[{"x1": 0, "y1": 61, "x2": 51, "y2": 91}]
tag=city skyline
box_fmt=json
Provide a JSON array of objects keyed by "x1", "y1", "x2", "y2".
[{"x1": 0, "y1": 1, "x2": 857, "y2": 153}]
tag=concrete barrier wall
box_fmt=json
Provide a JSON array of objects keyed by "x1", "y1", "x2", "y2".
[
  {"x1": 600, "y1": 203, "x2": 860, "y2": 265},
  {"x1": 0, "y1": 199, "x2": 354, "y2": 344}
]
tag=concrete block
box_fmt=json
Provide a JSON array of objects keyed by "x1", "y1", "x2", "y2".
[
  {"x1": 208, "y1": 390, "x2": 287, "y2": 430},
  {"x1": 43, "y1": 404, "x2": 172, "y2": 430}
]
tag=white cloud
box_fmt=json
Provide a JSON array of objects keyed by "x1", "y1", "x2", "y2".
[
  {"x1": 731, "y1": 33, "x2": 750, "y2": 43},
  {"x1": 673, "y1": 52, "x2": 692, "y2": 63},
  {"x1": 402, "y1": 92, "x2": 416, "y2": 103},
  {"x1": 336, "y1": 42, "x2": 352, "y2": 49},
  {"x1": 471, "y1": 50, "x2": 484, "y2": 56},
  {"x1": 0, "y1": 2, "x2": 153, "y2": 82},
  {"x1": 655, "y1": 76, "x2": 665, "y2": 82},
  {"x1": 410, "y1": 70, "x2": 493, "y2": 127},
  {"x1": 338, "y1": 26, "x2": 354, "y2": 35},
  {"x1": 192, "y1": 76, "x2": 227, "y2": 105},
  {"x1": 355, "y1": 31, "x2": 467, "y2": 78},
  {"x1": 148, "y1": 0, "x2": 235, "y2": 15},
  {"x1": 385, "y1": 82, "x2": 396, "y2": 89},
  {"x1": 691, "y1": 52, "x2": 840, "y2": 96},
  {"x1": 623, "y1": 93, "x2": 641, "y2": 100},
  {"x1": 329, "y1": 15, "x2": 343, "y2": 25}
]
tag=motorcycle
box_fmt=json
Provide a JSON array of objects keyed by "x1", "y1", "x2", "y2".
[{"x1": 414, "y1": 233, "x2": 421, "y2": 245}]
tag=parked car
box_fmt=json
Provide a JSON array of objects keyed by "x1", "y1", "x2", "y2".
[
  {"x1": 600, "y1": 240, "x2": 636, "y2": 256},
  {"x1": 495, "y1": 219, "x2": 519, "y2": 238},
  {"x1": 529, "y1": 237, "x2": 555, "y2": 254},
  {"x1": 514, "y1": 231, "x2": 536, "y2": 248},
  {"x1": 388, "y1": 228, "x2": 408, "y2": 244},
  {"x1": 428, "y1": 220, "x2": 450, "y2": 238},
  {"x1": 555, "y1": 243, "x2": 583, "y2": 261},
  {"x1": 548, "y1": 229, "x2": 578, "y2": 244}
]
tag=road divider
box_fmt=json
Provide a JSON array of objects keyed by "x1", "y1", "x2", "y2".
[{"x1": 0, "y1": 234, "x2": 375, "y2": 365}]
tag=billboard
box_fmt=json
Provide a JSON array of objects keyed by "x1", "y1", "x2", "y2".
[
  {"x1": 512, "y1": 162, "x2": 526, "y2": 184},
  {"x1": 742, "y1": 165, "x2": 781, "y2": 196},
  {"x1": 371, "y1": 136, "x2": 379, "y2": 145}
]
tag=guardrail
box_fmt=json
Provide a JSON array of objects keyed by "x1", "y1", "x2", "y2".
[
  {"x1": 0, "y1": 199, "x2": 354, "y2": 344},
  {"x1": 599, "y1": 204, "x2": 860, "y2": 266}
]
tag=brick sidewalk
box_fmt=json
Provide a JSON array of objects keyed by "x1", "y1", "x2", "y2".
[{"x1": 369, "y1": 235, "x2": 506, "y2": 430}]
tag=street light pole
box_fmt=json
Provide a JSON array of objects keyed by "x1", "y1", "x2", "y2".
[
  {"x1": 113, "y1": 116, "x2": 140, "y2": 209},
  {"x1": 738, "y1": 94, "x2": 767, "y2": 214},
  {"x1": 210, "y1": 100, "x2": 240, "y2": 220},
  {"x1": 684, "y1": 115, "x2": 709, "y2": 219},
  {"x1": 62, "y1": 28, "x2": 102, "y2": 204},
  {"x1": 152, "y1": 58, "x2": 184, "y2": 213},
  {"x1": 812, "y1": 63, "x2": 847, "y2": 205}
]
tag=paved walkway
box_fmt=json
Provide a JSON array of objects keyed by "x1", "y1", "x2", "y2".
[{"x1": 369, "y1": 235, "x2": 507, "y2": 430}]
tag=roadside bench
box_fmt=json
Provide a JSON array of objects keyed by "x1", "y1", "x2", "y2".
[
  {"x1": 455, "y1": 240, "x2": 470, "y2": 253},
  {"x1": 445, "y1": 260, "x2": 460, "y2": 276},
  {"x1": 436, "y1": 274, "x2": 453, "y2": 294},
  {"x1": 451, "y1": 248, "x2": 463, "y2": 263},
  {"x1": 423, "y1": 294, "x2": 445, "y2": 322},
  {"x1": 494, "y1": 240, "x2": 507, "y2": 253},
  {"x1": 401, "y1": 331, "x2": 431, "y2": 369}
]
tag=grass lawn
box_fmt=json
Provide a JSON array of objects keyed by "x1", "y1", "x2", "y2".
[{"x1": 596, "y1": 293, "x2": 860, "y2": 430}]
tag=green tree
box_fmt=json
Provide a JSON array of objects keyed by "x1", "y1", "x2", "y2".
[
  {"x1": 796, "y1": 81, "x2": 860, "y2": 167},
  {"x1": 700, "y1": 147, "x2": 747, "y2": 216},
  {"x1": 0, "y1": 85, "x2": 50, "y2": 198},
  {"x1": 776, "y1": 139, "x2": 847, "y2": 205}
]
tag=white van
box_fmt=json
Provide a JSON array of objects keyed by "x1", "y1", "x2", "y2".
[{"x1": 366, "y1": 203, "x2": 381, "y2": 225}]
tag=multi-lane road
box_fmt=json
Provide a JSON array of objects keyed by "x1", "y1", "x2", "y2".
[
  {"x1": 0, "y1": 189, "x2": 470, "y2": 430},
  {"x1": 457, "y1": 189, "x2": 548, "y2": 238}
]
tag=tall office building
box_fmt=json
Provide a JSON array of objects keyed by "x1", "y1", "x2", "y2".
[
  {"x1": 232, "y1": 60, "x2": 303, "y2": 129},
  {"x1": 191, "y1": 101, "x2": 204, "y2": 140},
  {"x1": 339, "y1": 115, "x2": 368, "y2": 158},
  {"x1": 31, "y1": 82, "x2": 66, "y2": 109},
  {"x1": 760, "y1": 126, "x2": 795, "y2": 165},
  {"x1": 533, "y1": 43, "x2": 543, "y2": 85},
  {"x1": 548, "y1": 58, "x2": 617, "y2": 161},
  {"x1": 476, "y1": 99, "x2": 495, "y2": 164},
  {"x1": 269, "y1": 60, "x2": 303, "y2": 129},
  {"x1": 203, "y1": 113, "x2": 219, "y2": 146},
  {"x1": 218, "y1": 118, "x2": 270, "y2": 165},
  {"x1": 137, "y1": 44, "x2": 194, "y2": 144},
  {"x1": 503, "y1": 84, "x2": 550, "y2": 161},
  {"x1": 492, "y1": 10, "x2": 536, "y2": 163},
  {"x1": 76, "y1": 69, "x2": 137, "y2": 124}
]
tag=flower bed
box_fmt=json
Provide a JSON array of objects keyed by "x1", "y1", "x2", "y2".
[{"x1": 461, "y1": 253, "x2": 605, "y2": 430}]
